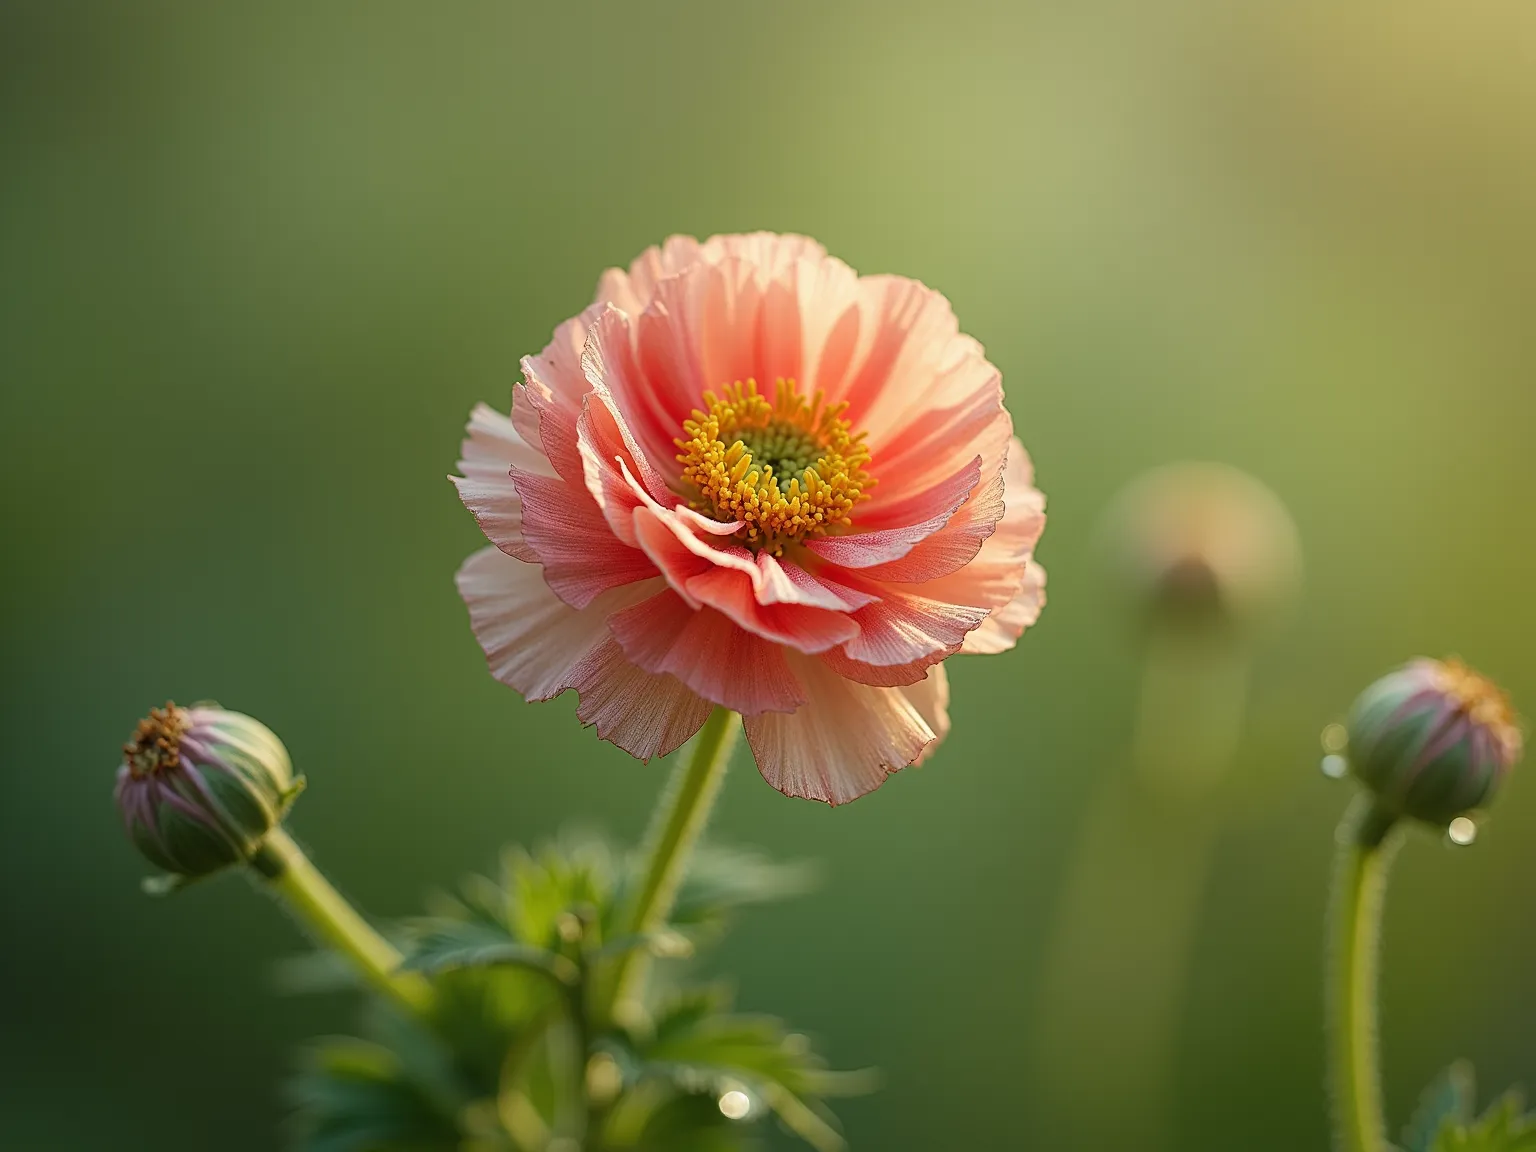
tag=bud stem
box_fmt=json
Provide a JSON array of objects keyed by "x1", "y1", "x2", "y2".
[
  {"x1": 595, "y1": 707, "x2": 740, "y2": 1026},
  {"x1": 251, "y1": 826, "x2": 434, "y2": 1017},
  {"x1": 1327, "y1": 794, "x2": 1400, "y2": 1152}
]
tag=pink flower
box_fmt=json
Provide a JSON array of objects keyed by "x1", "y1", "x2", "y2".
[{"x1": 454, "y1": 233, "x2": 1046, "y2": 804}]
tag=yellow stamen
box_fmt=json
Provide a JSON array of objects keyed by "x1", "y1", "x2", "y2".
[{"x1": 674, "y1": 378, "x2": 873, "y2": 554}]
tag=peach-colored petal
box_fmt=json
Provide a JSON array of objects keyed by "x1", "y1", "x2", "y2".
[
  {"x1": 595, "y1": 234, "x2": 707, "y2": 315},
  {"x1": 901, "y1": 662, "x2": 952, "y2": 765},
  {"x1": 452, "y1": 403, "x2": 543, "y2": 562},
  {"x1": 684, "y1": 565, "x2": 860, "y2": 654},
  {"x1": 511, "y1": 468, "x2": 658, "y2": 609},
  {"x1": 608, "y1": 588, "x2": 806, "y2": 715},
  {"x1": 803, "y1": 456, "x2": 983, "y2": 568},
  {"x1": 818, "y1": 645, "x2": 942, "y2": 688},
  {"x1": 743, "y1": 652, "x2": 941, "y2": 804},
  {"x1": 574, "y1": 382, "x2": 678, "y2": 549},
  {"x1": 635, "y1": 259, "x2": 767, "y2": 436},
  {"x1": 851, "y1": 457, "x2": 1009, "y2": 584},
  {"x1": 837, "y1": 587, "x2": 991, "y2": 667},
  {"x1": 456, "y1": 548, "x2": 711, "y2": 760},
  {"x1": 961, "y1": 560, "x2": 1048, "y2": 655}
]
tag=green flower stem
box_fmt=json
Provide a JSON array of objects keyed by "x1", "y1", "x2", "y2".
[
  {"x1": 1328, "y1": 795, "x2": 1400, "y2": 1152},
  {"x1": 597, "y1": 707, "x2": 740, "y2": 1025},
  {"x1": 251, "y1": 826, "x2": 434, "y2": 1018}
]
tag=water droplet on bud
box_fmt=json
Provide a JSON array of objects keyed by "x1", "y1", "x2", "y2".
[
  {"x1": 1447, "y1": 816, "x2": 1477, "y2": 846},
  {"x1": 1321, "y1": 754, "x2": 1348, "y2": 779}
]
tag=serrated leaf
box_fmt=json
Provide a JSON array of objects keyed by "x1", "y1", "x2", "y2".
[
  {"x1": 401, "y1": 919, "x2": 577, "y2": 985},
  {"x1": 1432, "y1": 1090, "x2": 1536, "y2": 1152},
  {"x1": 667, "y1": 846, "x2": 818, "y2": 932},
  {"x1": 288, "y1": 1038, "x2": 463, "y2": 1152},
  {"x1": 634, "y1": 1007, "x2": 866, "y2": 1152},
  {"x1": 1404, "y1": 1062, "x2": 1476, "y2": 1152}
]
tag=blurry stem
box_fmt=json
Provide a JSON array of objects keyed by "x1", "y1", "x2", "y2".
[
  {"x1": 250, "y1": 826, "x2": 434, "y2": 1018},
  {"x1": 1032, "y1": 626, "x2": 1250, "y2": 1151},
  {"x1": 1327, "y1": 795, "x2": 1399, "y2": 1152},
  {"x1": 597, "y1": 707, "x2": 740, "y2": 1026}
]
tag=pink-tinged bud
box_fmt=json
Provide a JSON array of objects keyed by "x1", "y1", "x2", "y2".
[
  {"x1": 115, "y1": 702, "x2": 304, "y2": 881},
  {"x1": 1100, "y1": 462, "x2": 1302, "y2": 634},
  {"x1": 1346, "y1": 659, "x2": 1522, "y2": 827}
]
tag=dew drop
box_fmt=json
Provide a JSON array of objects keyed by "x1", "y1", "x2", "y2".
[
  {"x1": 1321, "y1": 754, "x2": 1348, "y2": 780},
  {"x1": 719, "y1": 1090, "x2": 752, "y2": 1120},
  {"x1": 1321, "y1": 723, "x2": 1348, "y2": 754},
  {"x1": 1448, "y1": 816, "x2": 1477, "y2": 846}
]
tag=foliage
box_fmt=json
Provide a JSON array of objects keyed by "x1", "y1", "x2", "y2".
[
  {"x1": 1402, "y1": 1064, "x2": 1536, "y2": 1152},
  {"x1": 286, "y1": 831, "x2": 863, "y2": 1151}
]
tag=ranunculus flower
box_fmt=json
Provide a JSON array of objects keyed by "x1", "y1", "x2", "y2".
[{"x1": 454, "y1": 233, "x2": 1046, "y2": 803}]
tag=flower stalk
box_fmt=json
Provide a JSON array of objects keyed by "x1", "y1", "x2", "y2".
[
  {"x1": 597, "y1": 706, "x2": 741, "y2": 1025},
  {"x1": 1327, "y1": 794, "x2": 1400, "y2": 1152},
  {"x1": 250, "y1": 826, "x2": 434, "y2": 1018}
]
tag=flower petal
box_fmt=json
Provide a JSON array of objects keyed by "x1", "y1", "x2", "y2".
[
  {"x1": 595, "y1": 234, "x2": 707, "y2": 315},
  {"x1": 607, "y1": 587, "x2": 807, "y2": 715},
  {"x1": 961, "y1": 560, "x2": 1048, "y2": 655},
  {"x1": 743, "y1": 651, "x2": 940, "y2": 804},
  {"x1": 901, "y1": 663, "x2": 952, "y2": 765},
  {"x1": 452, "y1": 403, "x2": 543, "y2": 562},
  {"x1": 455, "y1": 549, "x2": 710, "y2": 760},
  {"x1": 511, "y1": 468, "x2": 658, "y2": 609},
  {"x1": 802, "y1": 456, "x2": 983, "y2": 568}
]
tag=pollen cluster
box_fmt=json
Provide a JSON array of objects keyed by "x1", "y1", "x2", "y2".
[
  {"x1": 123, "y1": 703, "x2": 189, "y2": 778},
  {"x1": 1434, "y1": 659, "x2": 1524, "y2": 757},
  {"x1": 675, "y1": 378, "x2": 873, "y2": 553}
]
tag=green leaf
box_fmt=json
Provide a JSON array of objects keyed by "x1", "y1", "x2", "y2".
[
  {"x1": 401, "y1": 918, "x2": 577, "y2": 985},
  {"x1": 1405, "y1": 1062, "x2": 1476, "y2": 1152},
  {"x1": 1432, "y1": 1090, "x2": 1536, "y2": 1152},
  {"x1": 287, "y1": 1038, "x2": 463, "y2": 1152},
  {"x1": 631, "y1": 998, "x2": 872, "y2": 1152},
  {"x1": 667, "y1": 845, "x2": 818, "y2": 933}
]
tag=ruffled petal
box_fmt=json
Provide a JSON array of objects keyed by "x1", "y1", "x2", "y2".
[
  {"x1": 901, "y1": 663, "x2": 952, "y2": 765},
  {"x1": 803, "y1": 456, "x2": 983, "y2": 568},
  {"x1": 743, "y1": 652, "x2": 940, "y2": 804},
  {"x1": 456, "y1": 548, "x2": 711, "y2": 760},
  {"x1": 607, "y1": 587, "x2": 807, "y2": 715},
  {"x1": 837, "y1": 587, "x2": 991, "y2": 667},
  {"x1": 595, "y1": 234, "x2": 707, "y2": 315},
  {"x1": 511, "y1": 468, "x2": 658, "y2": 609},
  {"x1": 961, "y1": 560, "x2": 1048, "y2": 655},
  {"x1": 452, "y1": 403, "x2": 544, "y2": 562}
]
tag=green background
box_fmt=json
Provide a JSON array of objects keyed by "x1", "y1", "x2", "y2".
[{"x1": 3, "y1": 2, "x2": 1534, "y2": 1148}]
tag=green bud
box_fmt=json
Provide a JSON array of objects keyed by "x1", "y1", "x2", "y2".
[
  {"x1": 1346, "y1": 659, "x2": 1523, "y2": 828},
  {"x1": 115, "y1": 702, "x2": 304, "y2": 882}
]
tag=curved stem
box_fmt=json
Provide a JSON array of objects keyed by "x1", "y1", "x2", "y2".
[
  {"x1": 1327, "y1": 795, "x2": 1400, "y2": 1152},
  {"x1": 251, "y1": 826, "x2": 434, "y2": 1017},
  {"x1": 597, "y1": 707, "x2": 740, "y2": 1025}
]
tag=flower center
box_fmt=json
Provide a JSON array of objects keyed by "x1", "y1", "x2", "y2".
[
  {"x1": 124, "y1": 703, "x2": 189, "y2": 778},
  {"x1": 675, "y1": 378, "x2": 873, "y2": 553}
]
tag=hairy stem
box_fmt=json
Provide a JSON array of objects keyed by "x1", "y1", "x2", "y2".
[
  {"x1": 251, "y1": 826, "x2": 434, "y2": 1017},
  {"x1": 597, "y1": 707, "x2": 740, "y2": 1026},
  {"x1": 1327, "y1": 794, "x2": 1399, "y2": 1152}
]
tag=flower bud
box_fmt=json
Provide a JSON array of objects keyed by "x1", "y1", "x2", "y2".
[
  {"x1": 115, "y1": 702, "x2": 304, "y2": 881},
  {"x1": 1100, "y1": 462, "x2": 1302, "y2": 635},
  {"x1": 1346, "y1": 659, "x2": 1522, "y2": 827}
]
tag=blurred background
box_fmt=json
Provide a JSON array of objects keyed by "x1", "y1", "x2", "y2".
[{"x1": 3, "y1": 1, "x2": 1535, "y2": 1148}]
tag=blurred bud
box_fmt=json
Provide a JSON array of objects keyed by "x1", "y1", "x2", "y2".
[
  {"x1": 115, "y1": 702, "x2": 304, "y2": 881},
  {"x1": 1346, "y1": 659, "x2": 1522, "y2": 827},
  {"x1": 1100, "y1": 463, "x2": 1302, "y2": 635}
]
